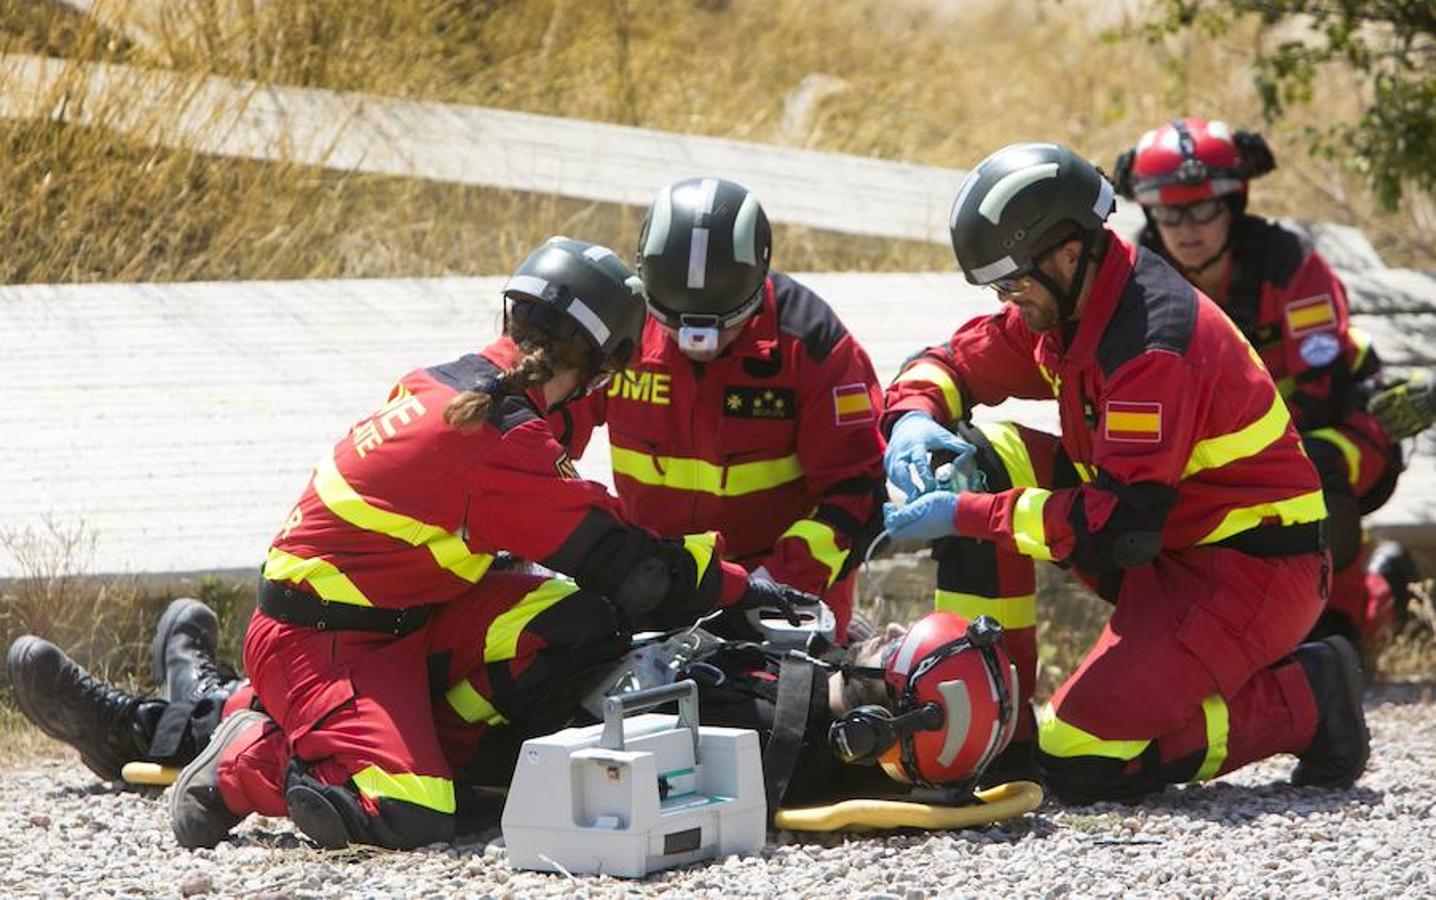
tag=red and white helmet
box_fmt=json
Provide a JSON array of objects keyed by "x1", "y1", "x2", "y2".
[
  {"x1": 828, "y1": 611, "x2": 1019, "y2": 789},
  {"x1": 1120, "y1": 117, "x2": 1273, "y2": 207}
]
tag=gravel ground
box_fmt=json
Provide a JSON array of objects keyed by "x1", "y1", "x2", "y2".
[{"x1": 2, "y1": 681, "x2": 1433, "y2": 899}]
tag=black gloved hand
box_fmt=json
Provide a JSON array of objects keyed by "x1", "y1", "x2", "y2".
[{"x1": 737, "y1": 576, "x2": 820, "y2": 627}]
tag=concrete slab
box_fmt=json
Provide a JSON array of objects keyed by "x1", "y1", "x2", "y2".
[
  {"x1": 2, "y1": 273, "x2": 1431, "y2": 578},
  {"x1": 0, "y1": 53, "x2": 963, "y2": 244}
]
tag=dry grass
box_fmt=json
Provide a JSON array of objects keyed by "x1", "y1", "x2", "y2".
[
  {"x1": 0, "y1": 0, "x2": 1427, "y2": 283},
  {"x1": 0, "y1": 519, "x2": 256, "y2": 764},
  {"x1": 856, "y1": 552, "x2": 1112, "y2": 703}
]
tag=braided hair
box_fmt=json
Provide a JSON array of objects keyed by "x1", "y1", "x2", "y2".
[{"x1": 443, "y1": 317, "x2": 599, "y2": 431}]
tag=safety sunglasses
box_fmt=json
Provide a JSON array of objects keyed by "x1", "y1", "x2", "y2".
[
  {"x1": 1149, "y1": 198, "x2": 1225, "y2": 227},
  {"x1": 984, "y1": 235, "x2": 1074, "y2": 296},
  {"x1": 987, "y1": 272, "x2": 1032, "y2": 296}
]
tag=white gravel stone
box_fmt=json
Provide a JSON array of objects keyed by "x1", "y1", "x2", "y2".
[{"x1": 2, "y1": 682, "x2": 1434, "y2": 897}]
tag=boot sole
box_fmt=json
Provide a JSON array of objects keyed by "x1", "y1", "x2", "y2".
[
  {"x1": 285, "y1": 782, "x2": 353, "y2": 850},
  {"x1": 169, "y1": 709, "x2": 261, "y2": 848},
  {"x1": 151, "y1": 598, "x2": 218, "y2": 700},
  {"x1": 6, "y1": 637, "x2": 66, "y2": 745}
]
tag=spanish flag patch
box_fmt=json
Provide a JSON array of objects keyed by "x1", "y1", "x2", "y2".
[
  {"x1": 1285, "y1": 294, "x2": 1337, "y2": 336},
  {"x1": 1104, "y1": 400, "x2": 1163, "y2": 443},
  {"x1": 832, "y1": 383, "x2": 875, "y2": 426}
]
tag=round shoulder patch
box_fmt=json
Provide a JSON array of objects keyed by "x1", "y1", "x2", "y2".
[{"x1": 1299, "y1": 332, "x2": 1341, "y2": 368}]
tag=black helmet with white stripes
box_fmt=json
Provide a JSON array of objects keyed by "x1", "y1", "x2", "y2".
[
  {"x1": 949, "y1": 143, "x2": 1115, "y2": 288},
  {"x1": 503, "y1": 236, "x2": 646, "y2": 374},
  {"x1": 637, "y1": 177, "x2": 773, "y2": 333}
]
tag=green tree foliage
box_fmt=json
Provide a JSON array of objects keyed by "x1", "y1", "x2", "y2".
[{"x1": 1141, "y1": 1, "x2": 1435, "y2": 210}]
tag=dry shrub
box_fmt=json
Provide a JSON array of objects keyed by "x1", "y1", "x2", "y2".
[
  {"x1": 0, "y1": 518, "x2": 256, "y2": 764},
  {"x1": 0, "y1": 0, "x2": 1428, "y2": 282},
  {"x1": 1378, "y1": 578, "x2": 1436, "y2": 680},
  {"x1": 0, "y1": 518, "x2": 152, "y2": 678}
]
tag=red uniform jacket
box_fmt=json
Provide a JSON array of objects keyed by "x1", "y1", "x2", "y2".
[
  {"x1": 565, "y1": 273, "x2": 885, "y2": 596},
  {"x1": 1142, "y1": 215, "x2": 1383, "y2": 432},
  {"x1": 883, "y1": 233, "x2": 1325, "y2": 570},
  {"x1": 266, "y1": 338, "x2": 747, "y2": 621}
]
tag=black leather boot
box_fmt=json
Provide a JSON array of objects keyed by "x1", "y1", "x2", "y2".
[
  {"x1": 147, "y1": 599, "x2": 244, "y2": 766},
  {"x1": 6, "y1": 635, "x2": 164, "y2": 782},
  {"x1": 151, "y1": 598, "x2": 240, "y2": 703},
  {"x1": 1292, "y1": 636, "x2": 1370, "y2": 789}
]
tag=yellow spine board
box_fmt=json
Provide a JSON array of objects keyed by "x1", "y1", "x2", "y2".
[
  {"x1": 772, "y1": 780, "x2": 1043, "y2": 833},
  {"x1": 121, "y1": 761, "x2": 181, "y2": 786}
]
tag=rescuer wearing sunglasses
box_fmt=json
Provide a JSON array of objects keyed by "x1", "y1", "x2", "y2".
[
  {"x1": 1114, "y1": 119, "x2": 1428, "y2": 668},
  {"x1": 881, "y1": 142, "x2": 1369, "y2": 805}
]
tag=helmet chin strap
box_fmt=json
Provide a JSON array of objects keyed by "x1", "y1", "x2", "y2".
[
  {"x1": 1174, "y1": 238, "x2": 1232, "y2": 282},
  {"x1": 1030, "y1": 230, "x2": 1098, "y2": 344}
]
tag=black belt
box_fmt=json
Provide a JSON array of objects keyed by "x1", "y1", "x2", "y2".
[
  {"x1": 1213, "y1": 521, "x2": 1326, "y2": 558},
  {"x1": 257, "y1": 579, "x2": 431, "y2": 636}
]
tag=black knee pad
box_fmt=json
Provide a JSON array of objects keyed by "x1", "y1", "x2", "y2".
[
  {"x1": 1036, "y1": 743, "x2": 1174, "y2": 806},
  {"x1": 284, "y1": 762, "x2": 454, "y2": 850}
]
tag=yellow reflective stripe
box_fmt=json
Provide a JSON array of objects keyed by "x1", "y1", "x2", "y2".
[
  {"x1": 1183, "y1": 391, "x2": 1291, "y2": 478},
  {"x1": 312, "y1": 456, "x2": 493, "y2": 583},
  {"x1": 976, "y1": 421, "x2": 1039, "y2": 488},
  {"x1": 1193, "y1": 694, "x2": 1230, "y2": 781},
  {"x1": 351, "y1": 765, "x2": 456, "y2": 814},
  {"x1": 1074, "y1": 462, "x2": 1096, "y2": 483},
  {"x1": 894, "y1": 362, "x2": 963, "y2": 422},
  {"x1": 779, "y1": 519, "x2": 847, "y2": 588},
  {"x1": 1197, "y1": 489, "x2": 1328, "y2": 545},
  {"x1": 683, "y1": 532, "x2": 718, "y2": 584},
  {"x1": 262, "y1": 548, "x2": 372, "y2": 607},
  {"x1": 934, "y1": 589, "x2": 1037, "y2": 629},
  {"x1": 485, "y1": 579, "x2": 579, "y2": 663},
  {"x1": 1037, "y1": 364, "x2": 1060, "y2": 397},
  {"x1": 445, "y1": 679, "x2": 508, "y2": 726},
  {"x1": 1349, "y1": 325, "x2": 1373, "y2": 373},
  {"x1": 610, "y1": 446, "x2": 803, "y2": 497},
  {"x1": 1012, "y1": 488, "x2": 1054, "y2": 561},
  {"x1": 1038, "y1": 710, "x2": 1150, "y2": 761},
  {"x1": 1306, "y1": 427, "x2": 1361, "y2": 487}
]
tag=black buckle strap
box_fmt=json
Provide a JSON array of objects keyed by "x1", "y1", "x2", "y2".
[
  {"x1": 1213, "y1": 521, "x2": 1326, "y2": 558},
  {"x1": 257, "y1": 579, "x2": 431, "y2": 636}
]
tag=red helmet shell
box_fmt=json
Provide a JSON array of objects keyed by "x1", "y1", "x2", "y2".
[
  {"x1": 1132, "y1": 117, "x2": 1245, "y2": 206},
  {"x1": 877, "y1": 611, "x2": 1020, "y2": 786}
]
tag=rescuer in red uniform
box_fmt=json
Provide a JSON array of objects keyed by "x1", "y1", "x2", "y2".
[
  {"x1": 880, "y1": 143, "x2": 1370, "y2": 803},
  {"x1": 1112, "y1": 118, "x2": 1425, "y2": 664},
  {"x1": 167, "y1": 237, "x2": 816, "y2": 851},
  {"x1": 565, "y1": 177, "x2": 886, "y2": 643}
]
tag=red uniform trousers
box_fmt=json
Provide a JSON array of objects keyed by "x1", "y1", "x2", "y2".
[
  {"x1": 936, "y1": 421, "x2": 1325, "y2": 804},
  {"x1": 1301, "y1": 409, "x2": 1402, "y2": 657},
  {"x1": 215, "y1": 573, "x2": 624, "y2": 848}
]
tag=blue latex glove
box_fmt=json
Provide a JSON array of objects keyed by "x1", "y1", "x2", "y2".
[
  {"x1": 884, "y1": 411, "x2": 976, "y2": 502},
  {"x1": 883, "y1": 492, "x2": 959, "y2": 542}
]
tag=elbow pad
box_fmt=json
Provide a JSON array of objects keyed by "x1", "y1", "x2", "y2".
[{"x1": 1069, "y1": 475, "x2": 1179, "y2": 572}]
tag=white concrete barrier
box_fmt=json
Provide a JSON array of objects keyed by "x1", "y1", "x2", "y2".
[{"x1": 2, "y1": 273, "x2": 1431, "y2": 577}]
